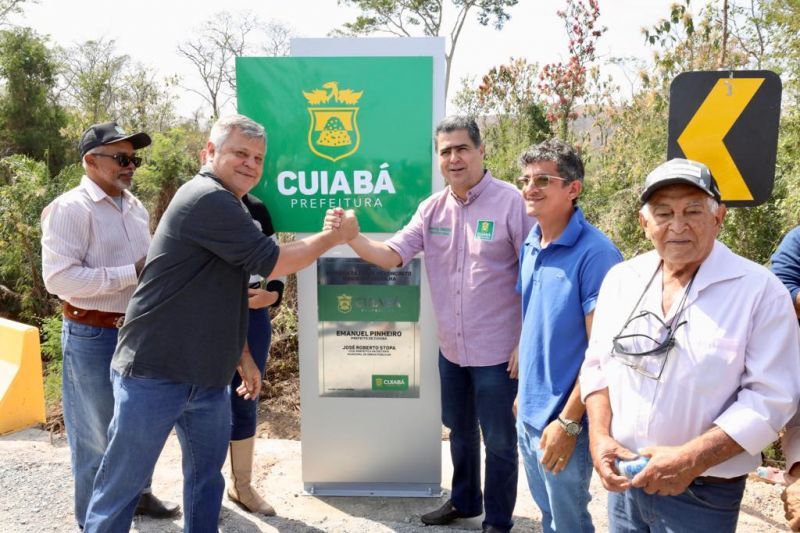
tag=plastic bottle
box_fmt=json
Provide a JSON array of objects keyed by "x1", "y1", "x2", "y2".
[
  {"x1": 755, "y1": 466, "x2": 787, "y2": 485},
  {"x1": 616, "y1": 456, "x2": 650, "y2": 479}
]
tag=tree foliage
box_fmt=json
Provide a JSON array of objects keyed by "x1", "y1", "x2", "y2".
[
  {"x1": 57, "y1": 38, "x2": 178, "y2": 139},
  {"x1": 454, "y1": 57, "x2": 552, "y2": 182},
  {"x1": 0, "y1": 27, "x2": 68, "y2": 173},
  {"x1": 335, "y1": 0, "x2": 518, "y2": 94},
  {"x1": 0, "y1": 155, "x2": 80, "y2": 321},
  {"x1": 177, "y1": 11, "x2": 293, "y2": 120},
  {"x1": 538, "y1": 0, "x2": 606, "y2": 140},
  {"x1": 58, "y1": 38, "x2": 129, "y2": 126},
  {"x1": 133, "y1": 127, "x2": 205, "y2": 230},
  {"x1": 580, "y1": 0, "x2": 797, "y2": 266},
  {"x1": 0, "y1": 0, "x2": 30, "y2": 26}
]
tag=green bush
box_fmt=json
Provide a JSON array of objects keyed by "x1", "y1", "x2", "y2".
[{"x1": 39, "y1": 312, "x2": 63, "y2": 406}]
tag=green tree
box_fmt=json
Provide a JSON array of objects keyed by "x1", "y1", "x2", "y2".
[
  {"x1": 58, "y1": 38, "x2": 129, "y2": 125},
  {"x1": 116, "y1": 63, "x2": 178, "y2": 134},
  {"x1": 335, "y1": 0, "x2": 519, "y2": 95},
  {"x1": 580, "y1": 0, "x2": 791, "y2": 263},
  {"x1": 0, "y1": 155, "x2": 80, "y2": 321},
  {"x1": 538, "y1": 0, "x2": 606, "y2": 140},
  {"x1": 132, "y1": 127, "x2": 205, "y2": 230},
  {"x1": 0, "y1": 27, "x2": 68, "y2": 173},
  {"x1": 454, "y1": 57, "x2": 552, "y2": 182}
]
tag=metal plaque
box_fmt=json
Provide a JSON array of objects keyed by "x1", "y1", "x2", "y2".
[{"x1": 318, "y1": 258, "x2": 421, "y2": 398}]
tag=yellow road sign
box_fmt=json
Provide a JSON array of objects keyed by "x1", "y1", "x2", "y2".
[{"x1": 668, "y1": 71, "x2": 782, "y2": 207}]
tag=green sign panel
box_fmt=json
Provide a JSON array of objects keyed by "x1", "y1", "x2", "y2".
[
  {"x1": 372, "y1": 375, "x2": 409, "y2": 391},
  {"x1": 318, "y1": 284, "x2": 420, "y2": 322},
  {"x1": 236, "y1": 56, "x2": 433, "y2": 232}
]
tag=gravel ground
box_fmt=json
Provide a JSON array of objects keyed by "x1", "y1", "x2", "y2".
[{"x1": 0, "y1": 428, "x2": 791, "y2": 532}]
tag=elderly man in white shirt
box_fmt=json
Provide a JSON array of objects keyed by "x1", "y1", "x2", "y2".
[
  {"x1": 580, "y1": 158, "x2": 800, "y2": 532},
  {"x1": 41, "y1": 122, "x2": 178, "y2": 528}
]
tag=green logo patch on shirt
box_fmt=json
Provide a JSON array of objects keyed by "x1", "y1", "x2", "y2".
[
  {"x1": 430, "y1": 226, "x2": 452, "y2": 236},
  {"x1": 475, "y1": 220, "x2": 495, "y2": 240}
]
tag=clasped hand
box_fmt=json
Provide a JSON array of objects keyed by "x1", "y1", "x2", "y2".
[{"x1": 323, "y1": 207, "x2": 359, "y2": 243}]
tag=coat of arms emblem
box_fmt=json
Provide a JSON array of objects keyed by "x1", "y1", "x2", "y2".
[
  {"x1": 337, "y1": 293, "x2": 353, "y2": 314},
  {"x1": 303, "y1": 81, "x2": 363, "y2": 162}
]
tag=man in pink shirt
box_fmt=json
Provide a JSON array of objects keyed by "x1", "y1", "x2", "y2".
[{"x1": 327, "y1": 116, "x2": 532, "y2": 533}]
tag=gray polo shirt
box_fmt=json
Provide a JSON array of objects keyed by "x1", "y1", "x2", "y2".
[{"x1": 112, "y1": 168, "x2": 279, "y2": 387}]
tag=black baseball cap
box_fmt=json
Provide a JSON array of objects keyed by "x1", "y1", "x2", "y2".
[
  {"x1": 640, "y1": 158, "x2": 722, "y2": 204},
  {"x1": 79, "y1": 122, "x2": 151, "y2": 157}
]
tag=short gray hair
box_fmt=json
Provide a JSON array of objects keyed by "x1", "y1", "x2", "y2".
[
  {"x1": 434, "y1": 115, "x2": 482, "y2": 149},
  {"x1": 209, "y1": 114, "x2": 266, "y2": 150},
  {"x1": 81, "y1": 146, "x2": 102, "y2": 172},
  {"x1": 518, "y1": 139, "x2": 584, "y2": 183}
]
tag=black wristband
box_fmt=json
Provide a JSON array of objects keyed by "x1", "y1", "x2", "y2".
[{"x1": 266, "y1": 280, "x2": 285, "y2": 308}]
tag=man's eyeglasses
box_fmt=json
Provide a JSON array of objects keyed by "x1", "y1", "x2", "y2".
[
  {"x1": 92, "y1": 153, "x2": 143, "y2": 168},
  {"x1": 611, "y1": 310, "x2": 686, "y2": 380},
  {"x1": 517, "y1": 174, "x2": 568, "y2": 189},
  {"x1": 609, "y1": 261, "x2": 696, "y2": 381}
]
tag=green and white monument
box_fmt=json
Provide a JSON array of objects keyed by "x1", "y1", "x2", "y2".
[{"x1": 237, "y1": 36, "x2": 445, "y2": 496}]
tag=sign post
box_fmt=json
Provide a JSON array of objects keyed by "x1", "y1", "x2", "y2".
[
  {"x1": 237, "y1": 36, "x2": 445, "y2": 496},
  {"x1": 668, "y1": 70, "x2": 782, "y2": 207}
]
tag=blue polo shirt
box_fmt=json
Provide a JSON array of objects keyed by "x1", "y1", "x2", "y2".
[{"x1": 516, "y1": 207, "x2": 622, "y2": 430}]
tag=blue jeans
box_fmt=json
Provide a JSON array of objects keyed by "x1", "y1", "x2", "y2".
[
  {"x1": 608, "y1": 477, "x2": 746, "y2": 532},
  {"x1": 438, "y1": 353, "x2": 518, "y2": 531},
  {"x1": 84, "y1": 372, "x2": 231, "y2": 533},
  {"x1": 230, "y1": 308, "x2": 271, "y2": 441},
  {"x1": 61, "y1": 318, "x2": 154, "y2": 528},
  {"x1": 518, "y1": 419, "x2": 594, "y2": 532}
]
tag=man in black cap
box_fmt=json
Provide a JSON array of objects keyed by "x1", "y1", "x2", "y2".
[
  {"x1": 579, "y1": 158, "x2": 800, "y2": 531},
  {"x1": 41, "y1": 122, "x2": 178, "y2": 528}
]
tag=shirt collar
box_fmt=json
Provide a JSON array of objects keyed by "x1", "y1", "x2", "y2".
[
  {"x1": 199, "y1": 165, "x2": 231, "y2": 191},
  {"x1": 633, "y1": 241, "x2": 746, "y2": 310},
  {"x1": 80, "y1": 175, "x2": 132, "y2": 207},
  {"x1": 199, "y1": 165, "x2": 216, "y2": 179},
  {"x1": 690, "y1": 241, "x2": 746, "y2": 294},
  {"x1": 526, "y1": 207, "x2": 586, "y2": 250},
  {"x1": 448, "y1": 169, "x2": 492, "y2": 204},
  {"x1": 198, "y1": 166, "x2": 245, "y2": 205}
]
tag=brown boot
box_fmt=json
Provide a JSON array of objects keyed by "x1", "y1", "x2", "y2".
[{"x1": 227, "y1": 437, "x2": 276, "y2": 516}]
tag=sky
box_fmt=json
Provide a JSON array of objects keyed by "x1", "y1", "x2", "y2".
[{"x1": 12, "y1": 0, "x2": 677, "y2": 117}]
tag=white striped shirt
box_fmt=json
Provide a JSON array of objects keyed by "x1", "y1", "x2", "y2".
[{"x1": 41, "y1": 176, "x2": 150, "y2": 313}]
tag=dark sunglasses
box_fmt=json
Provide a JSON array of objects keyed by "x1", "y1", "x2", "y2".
[
  {"x1": 517, "y1": 174, "x2": 568, "y2": 189},
  {"x1": 92, "y1": 153, "x2": 143, "y2": 168}
]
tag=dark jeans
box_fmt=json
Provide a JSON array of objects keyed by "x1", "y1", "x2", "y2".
[
  {"x1": 230, "y1": 308, "x2": 272, "y2": 441},
  {"x1": 438, "y1": 353, "x2": 518, "y2": 531},
  {"x1": 608, "y1": 477, "x2": 746, "y2": 532}
]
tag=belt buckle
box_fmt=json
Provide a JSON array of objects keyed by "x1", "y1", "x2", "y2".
[{"x1": 113, "y1": 315, "x2": 125, "y2": 328}]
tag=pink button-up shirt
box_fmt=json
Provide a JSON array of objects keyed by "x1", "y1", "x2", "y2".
[{"x1": 386, "y1": 171, "x2": 533, "y2": 366}]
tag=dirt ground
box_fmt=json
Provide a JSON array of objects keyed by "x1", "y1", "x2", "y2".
[{"x1": 0, "y1": 381, "x2": 793, "y2": 532}]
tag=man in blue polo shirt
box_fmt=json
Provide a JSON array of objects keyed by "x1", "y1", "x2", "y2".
[{"x1": 515, "y1": 140, "x2": 622, "y2": 532}]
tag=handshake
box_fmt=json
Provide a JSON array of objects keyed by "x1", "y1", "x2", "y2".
[{"x1": 324, "y1": 207, "x2": 360, "y2": 244}]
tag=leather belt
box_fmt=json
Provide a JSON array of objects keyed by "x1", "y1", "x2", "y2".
[
  {"x1": 694, "y1": 474, "x2": 747, "y2": 485},
  {"x1": 63, "y1": 301, "x2": 125, "y2": 329}
]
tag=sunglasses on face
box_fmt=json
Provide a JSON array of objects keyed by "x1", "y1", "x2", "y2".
[
  {"x1": 517, "y1": 174, "x2": 568, "y2": 189},
  {"x1": 92, "y1": 153, "x2": 143, "y2": 168}
]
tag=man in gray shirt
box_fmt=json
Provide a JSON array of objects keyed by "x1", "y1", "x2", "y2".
[{"x1": 83, "y1": 114, "x2": 358, "y2": 532}]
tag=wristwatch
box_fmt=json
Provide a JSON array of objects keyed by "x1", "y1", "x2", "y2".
[{"x1": 557, "y1": 416, "x2": 582, "y2": 437}]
